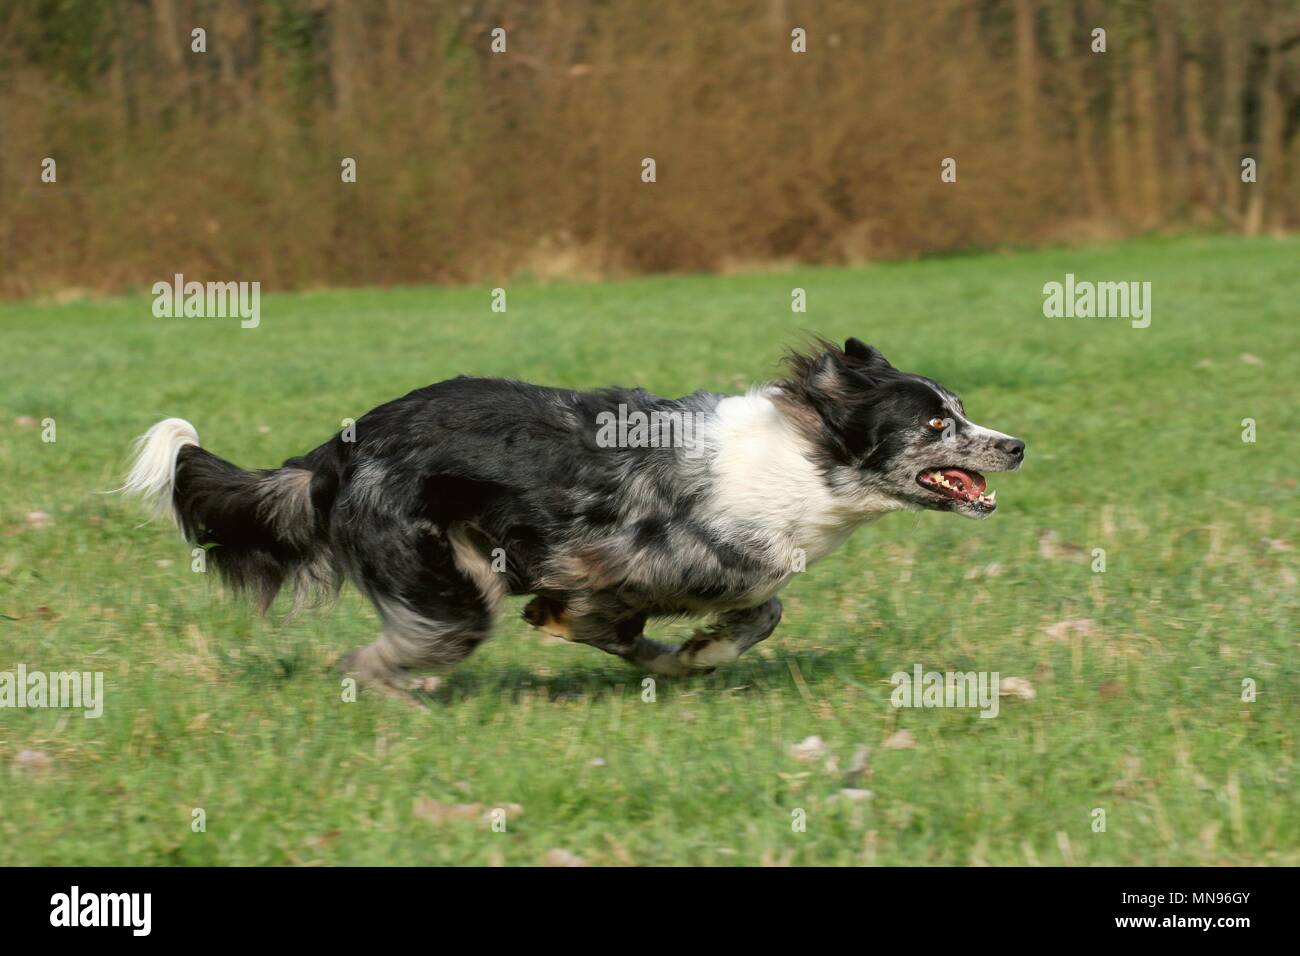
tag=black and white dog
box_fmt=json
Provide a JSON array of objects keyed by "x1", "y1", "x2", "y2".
[{"x1": 124, "y1": 338, "x2": 1023, "y2": 689}]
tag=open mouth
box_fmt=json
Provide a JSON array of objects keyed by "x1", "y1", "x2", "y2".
[{"x1": 916, "y1": 468, "x2": 996, "y2": 509}]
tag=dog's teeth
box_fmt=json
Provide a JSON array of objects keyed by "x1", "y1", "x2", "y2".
[{"x1": 986, "y1": 490, "x2": 996, "y2": 503}]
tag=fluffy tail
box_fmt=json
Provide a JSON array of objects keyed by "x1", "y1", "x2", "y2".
[{"x1": 123, "y1": 418, "x2": 340, "y2": 612}]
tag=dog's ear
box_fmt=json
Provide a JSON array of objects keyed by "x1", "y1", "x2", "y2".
[
  {"x1": 844, "y1": 337, "x2": 894, "y2": 371},
  {"x1": 803, "y1": 347, "x2": 878, "y2": 459},
  {"x1": 808, "y1": 339, "x2": 893, "y2": 399}
]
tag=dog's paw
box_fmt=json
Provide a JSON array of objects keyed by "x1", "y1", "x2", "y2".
[
  {"x1": 337, "y1": 647, "x2": 430, "y2": 707},
  {"x1": 633, "y1": 637, "x2": 716, "y2": 678},
  {"x1": 676, "y1": 637, "x2": 740, "y2": 671}
]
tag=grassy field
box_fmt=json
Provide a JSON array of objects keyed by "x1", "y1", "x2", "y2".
[{"x1": 1, "y1": 235, "x2": 1296, "y2": 865}]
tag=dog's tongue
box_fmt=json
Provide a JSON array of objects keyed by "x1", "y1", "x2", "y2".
[{"x1": 941, "y1": 468, "x2": 986, "y2": 496}]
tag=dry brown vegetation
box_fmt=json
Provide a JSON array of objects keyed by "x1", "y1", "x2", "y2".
[{"x1": 0, "y1": 0, "x2": 1297, "y2": 298}]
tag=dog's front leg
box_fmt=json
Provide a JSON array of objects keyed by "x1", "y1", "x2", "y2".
[
  {"x1": 675, "y1": 597, "x2": 783, "y2": 671},
  {"x1": 561, "y1": 608, "x2": 699, "y2": 677}
]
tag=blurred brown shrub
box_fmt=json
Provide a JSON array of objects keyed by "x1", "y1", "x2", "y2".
[{"x1": 0, "y1": 0, "x2": 1297, "y2": 298}]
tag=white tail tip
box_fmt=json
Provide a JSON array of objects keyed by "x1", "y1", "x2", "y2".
[{"x1": 123, "y1": 418, "x2": 200, "y2": 523}]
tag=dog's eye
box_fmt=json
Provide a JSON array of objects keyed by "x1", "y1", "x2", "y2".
[{"x1": 928, "y1": 417, "x2": 946, "y2": 431}]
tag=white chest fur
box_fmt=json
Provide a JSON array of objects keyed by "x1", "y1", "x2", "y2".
[{"x1": 700, "y1": 391, "x2": 872, "y2": 568}]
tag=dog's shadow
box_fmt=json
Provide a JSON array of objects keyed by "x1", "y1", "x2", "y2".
[{"x1": 422, "y1": 643, "x2": 872, "y2": 706}]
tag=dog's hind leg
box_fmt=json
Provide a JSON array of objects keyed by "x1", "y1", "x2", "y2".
[
  {"x1": 674, "y1": 597, "x2": 783, "y2": 671},
  {"x1": 338, "y1": 522, "x2": 500, "y2": 696},
  {"x1": 341, "y1": 597, "x2": 491, "y2": 695}
]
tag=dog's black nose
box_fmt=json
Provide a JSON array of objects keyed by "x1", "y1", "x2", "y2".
[{"x1": 999, "y1": 437, "x2": 1025, "y2": 460}]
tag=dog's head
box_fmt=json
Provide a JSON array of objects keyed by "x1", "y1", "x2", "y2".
[{"x1": 777, "y1": 338, "x2": 1024, "y2": 519}]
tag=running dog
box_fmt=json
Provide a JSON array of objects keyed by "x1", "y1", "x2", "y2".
[{"x1": 123, "y1": 338, "x2": 1024, "y2": 690}]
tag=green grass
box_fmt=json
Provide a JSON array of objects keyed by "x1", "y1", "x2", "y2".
[{"x1": 1, "y1": 234, "x2": 1297, "y2": 865}]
